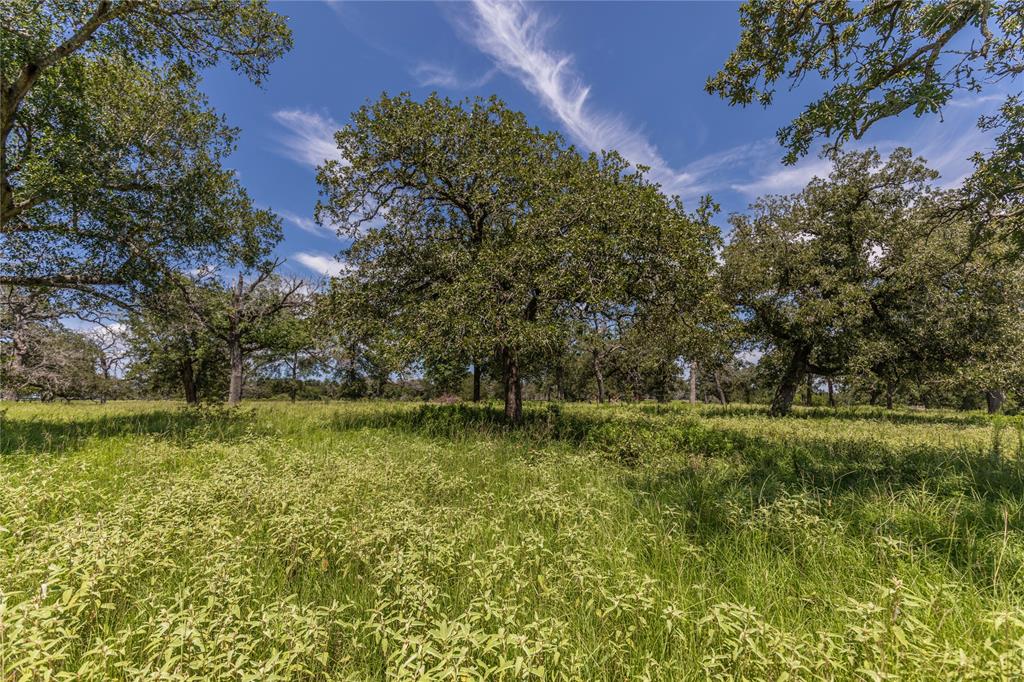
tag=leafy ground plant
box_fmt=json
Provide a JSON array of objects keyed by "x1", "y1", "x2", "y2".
[{"x1": 1, "y1": 401, "x2": 1023, "y2": 679}]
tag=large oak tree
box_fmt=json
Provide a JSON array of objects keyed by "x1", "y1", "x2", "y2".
[
  {"x1": 317, "y1": 94, "x2": 720, "y2": 422},
  {"x1": 722, "y1": 148, "x2": 1014, "y2": 416}
]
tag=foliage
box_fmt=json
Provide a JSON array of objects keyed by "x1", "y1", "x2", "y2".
[
  {"x1": 171, "y1": 265, "x2": 308, "y2": 405},
  {"x1": 1, "y1": 322, "x2": 103, "y2": 400},
  {"x1": 317, "y1": 93, "x2": 721, "y2": 421},
  {"x1": 0, "y1": 286, "x2": 115, "y2": 400},
  {"x1": 708, "y1": 0, "x2": 1024, "y2": 247},
  {"x1": 0, "y1": 0, "x2": 291, "y2": 298},
  {"x1": 126, "y1": 293, "x2": 228, "y2": 404},
  {"x1": 707, "y1": 0, "x2": 1021, "y2": 161},
  {"x1": 721, "y1": 147, "x2": 1016, "y2": 415}
]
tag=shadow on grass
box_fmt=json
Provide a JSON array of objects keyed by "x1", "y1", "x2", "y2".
[
  {"x1": 632, "y1": 422, "x2": 1024, "y2": 583},
  {"x1": 5, "y1": 400, "x2": 1020, "y2": 504},
  {"x1": 0, "y1": 406, "x2": 254, "y2": 456},
  {"x1": 321, "y1": 401, "x2": 1023, "y2": 498},
  {"x1": 5, "y1": 401, "x2": 1018, "y2": 498},
  {"x1": 324, "y1": 402, "x2": 1024, "y2": 588},
  {"x1": 5, "y1": 400, "x2": 1021, "y2": 588},
  {"x1": 635, "y1": 402, "x2": 996, "y2": 427}
]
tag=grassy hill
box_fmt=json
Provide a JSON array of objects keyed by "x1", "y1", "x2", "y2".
[{"x1": 2, "y1": 401, "x2": 1023, "y2": 679}]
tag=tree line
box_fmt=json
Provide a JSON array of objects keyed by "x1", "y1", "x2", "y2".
[{"x1": 2, "y1": 1, "x2": 1022, "y2": 420}]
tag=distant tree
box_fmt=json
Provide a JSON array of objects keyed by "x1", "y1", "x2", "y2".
[
  {"x1": 945, "y1": 261, "x2": 1024, "y2": 412},
  {"x1": 252, "y1": 287, "x2": 321, "y2": 402},
  {"x1": 310, "y1": 297, "x2": 399, "y2": 400},
  {"x1": 83, "y1": 321, "x2": 129, "y2": 402},
  {"x1": 176, "y1": 265, "x2": 305, "y2": 406},
  {"x1": 1, "y1": 0, "x2": 291, "y2": 300},
  {"x1": 0, "y1": 297, "x2": 103, "y2": 401},
  {"x1": 317, "y1": 94, "x2": 720, "y2": 422},
  {"x1": 574, "y1": 305, "x2": 625, "y2": 404},
  {"x1": 722, "y1": 148, "x2": 1010, "y2": 416},
  {"x1": 24, "y1": 328, "x2": 104, "y2": 400},
  {"x1": 2, "y1": 287, "x2": 57, "y2": 399},
  {"x1": 708, "y1": 0, "x2": 1024, "y2": 249},
  {"x1": 126, "y1": 288, "x2": 226, "y2": 403},
  {"x1": 1, "y1": 286, "x2": 134, "y2": 400},
  {"x1": 422, "y1": 357, "x2": 469, "y2": 400},
  {"x1": 846, "y1": 205, "x2": 1021, "y2": 412}
]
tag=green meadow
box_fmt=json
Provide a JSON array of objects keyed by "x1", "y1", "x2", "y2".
[{"x1": 2, "y1": 401, "x2": 1023, "y2": 680}]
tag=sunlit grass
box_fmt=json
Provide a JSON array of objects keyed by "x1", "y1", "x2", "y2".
[{"x1": 2, "y1": 400, "x2": 1023, "y2": 679}]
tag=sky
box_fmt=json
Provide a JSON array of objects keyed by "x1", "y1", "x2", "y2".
[{"x1": 198, "y1": 0, "x2": 1005, "y2": 281}]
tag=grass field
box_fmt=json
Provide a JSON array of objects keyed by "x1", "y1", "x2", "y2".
[{"x1": 2, "y1": 400, "x2": 1024, "y2": 680}]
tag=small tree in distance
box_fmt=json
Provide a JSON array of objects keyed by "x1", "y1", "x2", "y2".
[{"x1": 174, "y1": 264, "x2": 307, "y2": 406}]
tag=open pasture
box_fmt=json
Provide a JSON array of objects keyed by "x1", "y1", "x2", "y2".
[{"x1": 2, "y1": 401, "x2": 1023, "y2": 680}]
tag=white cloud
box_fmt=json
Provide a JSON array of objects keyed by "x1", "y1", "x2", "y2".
[
  {"x1": 412, "y1": 62, "x2": 497, "y2": 89},
  {"x1": 946, "y1": 93, "x2": 1005, "y2": 109},
  {"x1": 461, "y1": 0, "x2": 698, "y2": 197},
  {"x1": 915, "y1": 122, "x2": 991, "y2": 189},
  {"x1": 681, "y1": 139, "x2": 776, "y2": 180},
  {"x1": 292, "y1": 252, "x2": 348, "y2": 278},
  {"x1": 725, "y1": 105, "x2": 997, "y2": 198},
  {"x1": 277, "y1": 209, "x2": 334, "y2": 238},
  {"x1": 271, "y1": 110, "x2": 341, "y2": 169},
  {"x1": 731, "y1": 157, "x2": 834, "y2": 196}
]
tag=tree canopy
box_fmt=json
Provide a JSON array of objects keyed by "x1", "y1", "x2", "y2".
[
  {"x1": 708, "y1": 0, "x2": 1024, "y2": 248},
  {"x1": 1, "y1": 0, "x2": 291, "y2": 300},
  {"x1": 317, "y1": 94, "x2": 722, "y2": 421},
  {"x1": 722, "y1": 147, "x2": 1017, "y2": 415}
]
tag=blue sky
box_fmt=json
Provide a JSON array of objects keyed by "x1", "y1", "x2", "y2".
[{"x1": 199, "y1": 0, "x2": 1005, "y2": 280}]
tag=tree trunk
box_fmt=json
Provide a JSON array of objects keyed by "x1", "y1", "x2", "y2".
[
  {"x1": 804, "y1": 373, "x2": 813, "y2": 406},
  {"x1": 501, "y1": 347, "x2": 522, "y2": 424},
  {"x1": 769, "y1": 347, "x2": 807, "y2": 417},
  {"x1": 180, "y1": 357, "x2": 198, "y2": 405},
  {"x1": 654, "y1": 362, "x2": 672, "y2": 403},
  {"x1": 3, "y1": 317, "x2": 27, "y2": 400},
  {"x1": 3, "y1": 353, "x2": 22, "y2": 401},
  {"x1": 689, "y1": 361, "x2": 698, "y2": 406},
  {"x1": 593, "y1": 352, "x2": 605, "y2": 404},
  {"x1": 885, "y1": 380, "x2": 894, "y2": 410},
  {"x1": 227, "y1": 339, "x2": 243, "y2": 406},
  {"x1": 472, "y1": 362, "x2": 482, "y2": 402},
  {"x1": 714, "y1": 370, "x2": 728, "y2": 405},
  {"x1": 827, "y1": 376, "x2": 835, "y2": 408},
  {"x1": 985, "y1": 389, "x2": 1005, "y2": 415},
  {"x1": 289, "y1": 351, "x2": 299, "y2": 402}
]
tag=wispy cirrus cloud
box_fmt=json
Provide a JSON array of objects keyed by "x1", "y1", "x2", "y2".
[
  {"x1": 292, "y1": 251, "x2": 348, "y2": 278},
  {"x1": 730, "y1": 157, "x2": 835, "y2": 196},
  {"x1": 412, "y1": 62, "x2": 497, "y2": 89},
  {"x1": 723, "y1": 100, "x2": 998, "y2": 199},
  {"x1": 277, "y1": 209, "x2": 335, "y2": 238},
  {"x1": 914, "y1": 121, "x2": 991, "y2": 189},
  {"x1": 946, "y1": 92, "x2": 1005, "y2": 109},
  {"x1": 271, "y1": 109, "x2": 340, "y2": 169},
  {"x1": 460, "y1": 0, "x2": 698, "y2": 197}
]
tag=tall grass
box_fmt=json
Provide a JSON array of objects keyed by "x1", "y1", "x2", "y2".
[{"x1": 1, "y1": 401, "x2": 1022, "y2": 679}]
